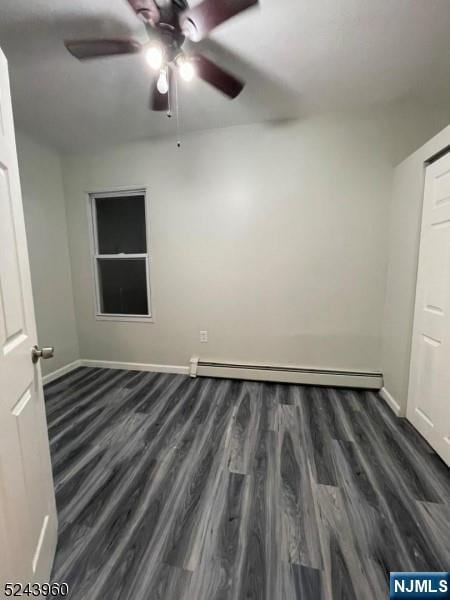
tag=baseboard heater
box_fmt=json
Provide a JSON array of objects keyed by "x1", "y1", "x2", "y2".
[{"x1": 189, "y1": 357, "x2": 383, "y2": 389}]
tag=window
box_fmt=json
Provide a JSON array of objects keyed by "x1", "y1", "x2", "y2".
[{"x1": 89, "y1": 190, "x2": 151, "y2": 321}]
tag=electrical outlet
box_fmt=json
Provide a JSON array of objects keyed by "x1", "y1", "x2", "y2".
[{"x1": 200, "y1": 330, "x2": 208, "y2": 343}]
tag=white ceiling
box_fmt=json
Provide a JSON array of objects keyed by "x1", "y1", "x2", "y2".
[{"x1": 1, "y1": 0, "x2": 450, "y2": 152}]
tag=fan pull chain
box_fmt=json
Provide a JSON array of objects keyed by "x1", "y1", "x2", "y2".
[
  {"x1": 166, "y1": 70, "x2": 172, "y2": 119},
  {"x1": 175, "y1": 75, "x2": 182, "y2": 148},
  {"x1": 165, "y1": 74, "x2": 181, "y2": 148}
]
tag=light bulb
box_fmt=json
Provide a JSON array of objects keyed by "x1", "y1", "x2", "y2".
[
  {"x1": 157, "y1": 69, "x2": 169, "y2": 95},
  {"x1": 145, "y1": 44, "x2": 163, "y2": 70},
  {"x1": 179, "y1": 58, "x2": 195, "y2": 82}
]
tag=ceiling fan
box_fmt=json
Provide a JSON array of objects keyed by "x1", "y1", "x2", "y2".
[{"x1": 64, "y1": 0, "x2": 258, "y2": 112}]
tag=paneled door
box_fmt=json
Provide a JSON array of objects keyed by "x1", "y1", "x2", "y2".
[
  {"x1": 407, "y1": 151, "x2": 450, "y2": 466},
  {"x1": 0, "y1": 49, "x2": 57, "y2": 587}
]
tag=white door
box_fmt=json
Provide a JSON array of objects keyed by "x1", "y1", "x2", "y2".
[
  {"x1": 407, "y1": 152, "x2": 450, "y2": 466},
  {"x1": 0, "y1": 48, "x2": 57, "y2": 588}
]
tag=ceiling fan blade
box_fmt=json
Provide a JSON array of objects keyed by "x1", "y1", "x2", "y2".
[
  {"x1": 180, "y1": 0, "x2": 258, "y2": 42},
  {"x1": 150, "y1": 68, "x2": 174, "y2": 111},
  {"x1": 125, "y1": 0, "x2": 160, "y2": 24},
  {"x1": 65, "y1": 39, "x2": 142, "y2": 60},
  {"x1": 194, "y1": 55, "x2": 244, "y2": 98}
]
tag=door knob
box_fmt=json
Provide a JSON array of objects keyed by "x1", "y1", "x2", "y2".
[{"x1": 32, "y1": 345, "x2": 55, "y2": 363}]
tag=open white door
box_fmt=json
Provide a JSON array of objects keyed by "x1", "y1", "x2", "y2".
[
  {"x1": 407, "y1": 151, "x2": 450, "y2": 466},
  {"x1": 0, "y1": 49, "x2": 57, "y2": 587}
]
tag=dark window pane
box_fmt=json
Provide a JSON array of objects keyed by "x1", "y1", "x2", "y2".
[
  {"x1": 98, "y1": 259, "x2": 149, "y2": 315},
  {"x1": 95, "y1": 195, "x2": 146, "y2": 254}
]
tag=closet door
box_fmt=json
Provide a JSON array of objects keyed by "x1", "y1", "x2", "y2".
[{"x1": 407, "y1": 152, "x2": 450, "y2": 466}]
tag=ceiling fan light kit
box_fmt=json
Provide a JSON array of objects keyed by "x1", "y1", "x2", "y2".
[
  {"x1": 177, "y1": 55, "x2": 195, "y2": 82},
  {"x1": 64, "y1": 0, "x2": 259, "y2": 112},
  {"x1": 145, "y1": 43, "x2": 165, "y2": 69},
  {"x1": 156, "y1": 68, "x2": 169, "y2": 94}
]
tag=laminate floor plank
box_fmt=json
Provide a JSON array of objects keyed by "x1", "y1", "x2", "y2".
[
  {"x1": 262, "y1": 382, "x2": 281, "y2": 430},
  {"x1": 45, "y1": 370, "x2": 449, "y2": 600},
  {"x1": 313, "y1": 482, "x2": 377, "y2": 600},
  {"x1": 213, "y1": 472, "x2": 247, "y2": 594},
  {"x1": 228, "y1": 383, "x2": 255, "y2": 475},
  {"x1": 163, "y1": 381, "x2": 236, "y2": 571},
  {"x1": 331, "y1": 439, "x2": 396, "y2": 596},
  {"x1": 237, "y1": 402, "x2": 282, "y2": 600},
  {"x1": 299, "y1": 387, "x2": 338, "y2": 486},
  {"x1": 185, "y1": 470, "x2": 247, "y2": 600},
  {"x1": 196, "y1": 390, "x2": 264, "y2": 600},
  {"x1": 323, "y1": 388, "x2": 355, "y2": 442},
  {"x1": 279, "y1": 405, "x2": 323, "y2": 570}
]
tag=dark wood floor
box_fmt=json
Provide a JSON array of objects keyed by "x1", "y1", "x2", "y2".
[{"x1": 45, "y1": 367, "x2": 450, "y2": 600}]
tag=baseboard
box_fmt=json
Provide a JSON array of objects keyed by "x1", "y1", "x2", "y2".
[
  {"x1": 43, "y1": 357, "x2": 382, "y2": 389},
  {"x1": 80, "y1": 359, "x2": 189, "y2": 375},
  {"x1": 379, "y1": 387, "x2": 401, "y2": 416},
  {"x1": 191, "y1": 357, "x2": 383, "y2": 389},
  {"x1": 42, "y1": 360, "x2": 82, "y2": 385}
]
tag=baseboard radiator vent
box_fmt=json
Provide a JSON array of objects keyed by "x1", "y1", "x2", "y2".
[{"x1": 189, "y1": 357, "x2": 383, "y2": 389}]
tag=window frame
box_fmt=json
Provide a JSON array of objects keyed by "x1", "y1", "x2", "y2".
[{"x1": 87, "y1": 187, "x2": 153, "y2": 323}]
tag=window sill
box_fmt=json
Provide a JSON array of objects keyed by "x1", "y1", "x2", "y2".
[{"x1": 95, "y1": 314, "x2": 154, "y2": 324}]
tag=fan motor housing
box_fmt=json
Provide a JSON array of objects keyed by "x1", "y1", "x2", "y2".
[{"x1": 146, "y1": 22, "x2": 186, "y2": 60}]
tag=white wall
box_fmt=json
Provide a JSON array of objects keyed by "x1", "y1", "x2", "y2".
[
  {"x1": 381, "y1": 125, "x2": 450, "y2": 414},
  {"x1": 16, "y1": 100, "x2": 450, "y2": 379},
  {"x1": 62, "y1": 114, "x2": 400, "y2": 371},
  {"x1": 17, "y1": 104, "x2": 450, "y2": 378},
  {"x1": 17, "y1": 132, "x2": 79, "y2": 375}
]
